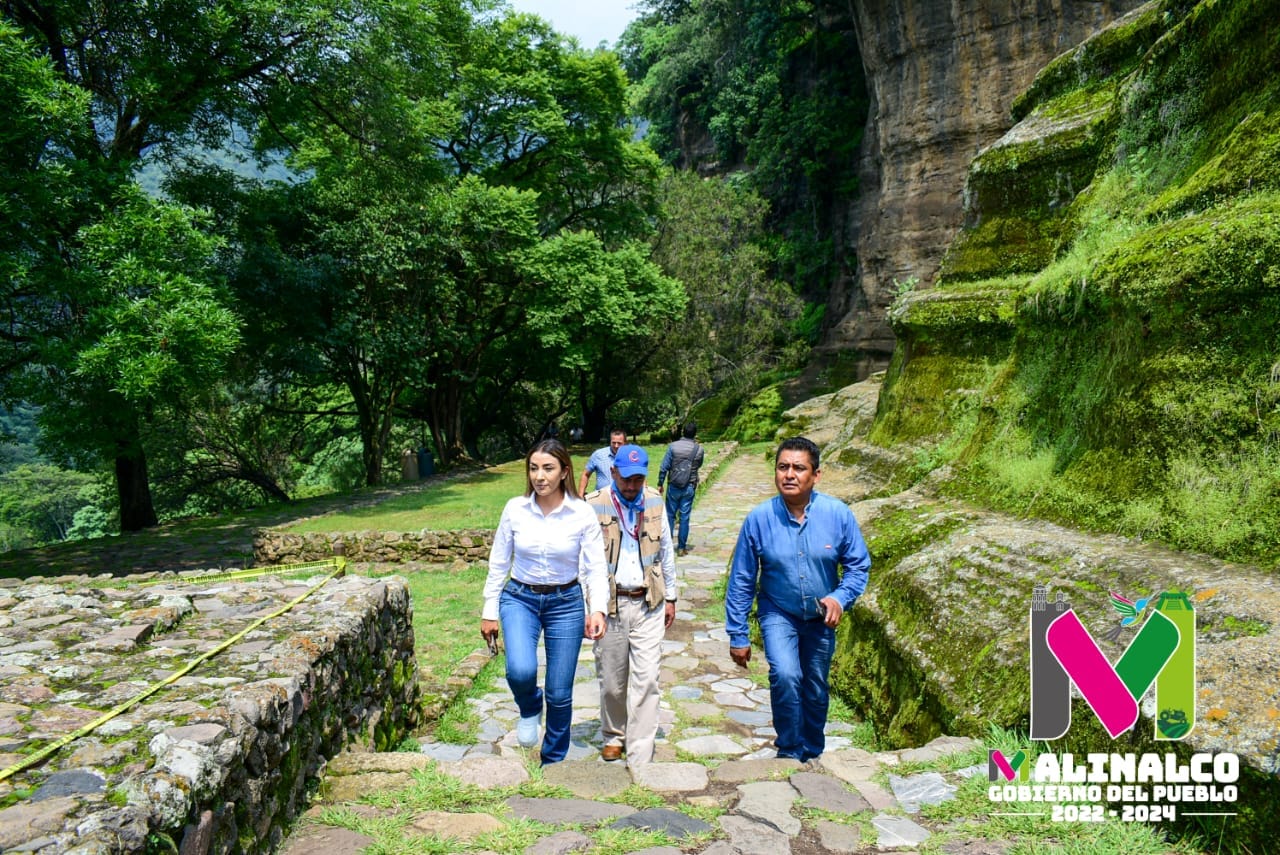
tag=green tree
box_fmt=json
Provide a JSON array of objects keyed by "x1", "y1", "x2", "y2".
[
  {"x1": 2, "y1": 0, "x2": 361, "y2": 529},
  {"x1": 644, "y1": 170, "x2": 801, "y2": 414},
  {"x1": 232, "y1": 1, "x2": 671, "y2": 472},
  {"x1": 28, "y1": 192, "x2": 241, "y2": 528},
  {"x1": 0, "y1": 21, "x2": 88, "y2": 378},
  {"x1": 620, "y1": 0, "x2": 868, "y2": 304},
  {"x1": 468, "y1": 231, "x2": 686, "y2": 448},
  {"x1": 0, "y1": 464, "x2": 97, "y2": 547}
]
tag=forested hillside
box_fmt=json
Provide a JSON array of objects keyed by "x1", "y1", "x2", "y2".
[
  {"x1": 621, "y1": 0, "x2": 867, "y2": 349},
  {"x1": 0, "y1": 0, "x2": 802, "y2": 547}
]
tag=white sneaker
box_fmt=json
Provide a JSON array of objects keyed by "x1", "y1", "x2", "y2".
[{"x1": 516, "y1": 712, "x2": 541, "y2": 748}]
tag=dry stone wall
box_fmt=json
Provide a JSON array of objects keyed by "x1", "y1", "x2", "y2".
[
  {"x1": 253, "y1": 530, "x2": 494, "y2": 566},
  {"x1": 0, "y1": 569, "x2": 418, "y2": 854}
]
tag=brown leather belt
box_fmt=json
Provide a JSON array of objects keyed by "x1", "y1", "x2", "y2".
[{"x1": 616, "y1": 588, "x2": 647, "y2": 598}]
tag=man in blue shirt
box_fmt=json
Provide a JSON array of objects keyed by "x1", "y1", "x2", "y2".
[
  {"x1": 579, "y1": 428, "x2": 627, "y2": 494},
  {"x1": 725, "y1": 436, "x2": 871, "y2": 762}
]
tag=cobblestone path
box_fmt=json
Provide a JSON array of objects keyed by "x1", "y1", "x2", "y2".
[{"x1": 281, "y1": 449, "x2": 1007, "y2": 855}]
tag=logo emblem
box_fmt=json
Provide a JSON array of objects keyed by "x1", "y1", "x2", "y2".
[
  {"x1": 1030, "y1": 587, "x2": 1195, "y2": 740},
  {"x1": 989, "y1": 749, "x2": 1029, "y2": 782}
]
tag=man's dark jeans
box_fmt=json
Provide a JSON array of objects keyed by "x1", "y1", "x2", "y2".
[
  {"x1": 760, "y1": 607, "x2": 835, "y2": 761},
  {"x1": 664, "y1": 484, "x2": 695, "y2": 550}
]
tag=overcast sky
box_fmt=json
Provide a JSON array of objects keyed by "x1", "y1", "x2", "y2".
[{"x1": 506, "y1": 0, "x2": 640, "y2": 49}]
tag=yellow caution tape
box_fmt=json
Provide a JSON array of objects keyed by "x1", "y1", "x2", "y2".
[
  {"x1": 0, "y1": 557, "x2": 347, "y2": 784},
  {"x1": 132, "y1": 559, "x2": 345, "y2": 587}
]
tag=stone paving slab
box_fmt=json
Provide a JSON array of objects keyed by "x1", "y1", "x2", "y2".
[
  {"x1": 436, "y1": 755, "x2": 529, "y2": 788},
  {"x1": 898, "y1": 735, "x2": 982, "y2": 764},
  {"x1": 278, "y1": 821, "x2": 375, "y2": 855},
  {"x1": 718, "y1": 813, "x2": 792, "y2": 854},
  {"x1": 630, "y1": 761, "x2": 710, "y2": 792},
  {"x1": 710, "y1": 757, "x2": 802, "y2": 783},
  {"x1": 610, "y1": 807, "x2": 714, "y2": 839},
  {"x1": 504, "y1": 796, "x2": 636, "y2": 825},
  {"x1": 736, "y1": 780, "x2": 801, "y2": 835},
  {"x1": 889, "y1": 771, "x2": 957, "y2": 813},
  {"x1": 408, "y1": 810, "x2": 505, "y2": 841},
  {"x1": 820, "y1": 747, "x2": 881, "y2": 782},
  {"x1": 541, "y1": 759, "x2": 633, "y2": 798},
  {"x1": 816, "y1": 817, "x2": 863, "y2": 853},
  {"x1": 790, "y1": 770, "x2": 872, "y2": 814},
  {"x1": 676, "y1": 734, "x2": 749, "y2": 757},
  {"x1": 873, "y1": 812, "x2": 932, "y2": 848}
]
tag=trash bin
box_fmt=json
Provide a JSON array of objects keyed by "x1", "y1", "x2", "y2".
[
  {"x1": 400, "y1": 448, "x2": 419, "y2": 481},
  {"x1": 417, "y1": 448, "x2": 435, "y2": 477}
]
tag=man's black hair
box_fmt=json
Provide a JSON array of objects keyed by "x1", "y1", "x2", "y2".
[
  {"x1": 776, "y1": 436, "x2": 820, "y2": 469},
  {"x1": 682, "y1": 421, "x2": 697, "y2": 439}
]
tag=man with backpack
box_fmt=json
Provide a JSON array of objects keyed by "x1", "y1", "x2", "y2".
[{"x1": 657, "y1": 422, "x2": 705, "y2": 557}]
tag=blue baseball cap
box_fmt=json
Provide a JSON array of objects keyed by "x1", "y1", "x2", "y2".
[{"x1": 613, "y1": 444, "x2": 648, "y2": 478}]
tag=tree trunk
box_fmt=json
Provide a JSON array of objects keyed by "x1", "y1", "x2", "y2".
[
  {"x1": 345, "y1": 365, "x2": 400, "y2": 487},
  {"x1": 241, "y1": 470, "x2": 291, "y2": 504},
  {"x1": 115, "y1": 449, "x2": 158, "y2": 532},
  {"x1": 578, "y1": 372, "x2": 608, "y2": 444},
  {"x1": 428, "y1": 375, "x2": 469, "y2": 465}
]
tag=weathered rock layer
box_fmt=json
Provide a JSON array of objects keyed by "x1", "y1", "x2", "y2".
[{"x1": 827, "y1": 0, "x2": 1147, "y2": 368}]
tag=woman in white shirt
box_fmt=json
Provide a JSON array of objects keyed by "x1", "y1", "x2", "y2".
[{"x1": 481, "y1": 439, "x2": 608, "y2": 763}]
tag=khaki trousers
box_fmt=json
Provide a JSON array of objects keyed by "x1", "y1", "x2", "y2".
[{"x1": 594, "y1": 595, "x2": 665, "y2": 763}]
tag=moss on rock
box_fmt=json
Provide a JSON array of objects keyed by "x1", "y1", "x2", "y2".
[
  {"x1": 721, "y1": 384, "x2": 786, "y2": 442},
  {"x1": 1011, "y1": 2, "x2": 1165, "y2": 120}
]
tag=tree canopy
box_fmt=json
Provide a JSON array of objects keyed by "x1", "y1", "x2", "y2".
[
  {"x1": 0, "y1": 0, "x2": 812, "y2": 545},
  {"x1": 619, "y1": 0, "x2": 868, "y2": 301}
]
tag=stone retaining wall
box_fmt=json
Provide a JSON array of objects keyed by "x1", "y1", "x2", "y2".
[
  {"x1": 252, "y1": 443, "x2": 742, "y2": 569},
  {"x1": 0, "y1": 569, "x2": 418, "y2": 854},
  {"x1": 253, "y1": 530, "x2": 495, "y2": 566}
]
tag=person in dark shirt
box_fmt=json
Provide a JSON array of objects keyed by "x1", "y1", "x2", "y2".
[{"x1": 657, "y1": 421, "x2": 704, "y2": 556}]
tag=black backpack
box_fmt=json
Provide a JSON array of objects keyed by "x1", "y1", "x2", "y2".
[{"x1": 670, "y1": 452, "x2": 695, "y2": 488}]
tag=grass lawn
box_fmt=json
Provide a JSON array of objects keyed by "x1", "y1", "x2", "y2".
[
  {"x1": 384, "y1": 562, "x2": 491, "y2": 686},
  {"x1": 282, "y1": 445, "x2": 668, "y2": 534},
  {"x1": 287, "y1": 465, "x2": 529, "y2": 533}
]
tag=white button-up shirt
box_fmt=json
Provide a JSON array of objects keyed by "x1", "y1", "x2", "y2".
[
  {"x1": 482, "y1": 492, "x2": 609, "y2": 621},
  {"x1": 610, "y1": 493, "x2": 677, "y2": 596}
]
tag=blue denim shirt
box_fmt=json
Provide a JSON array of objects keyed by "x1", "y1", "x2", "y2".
[
  {"x1": 583, "y1": 446, "x2": 616, "y2": 491},
  {"x1": 725, "y1": 490, "x2": 871, "y2": 648}
]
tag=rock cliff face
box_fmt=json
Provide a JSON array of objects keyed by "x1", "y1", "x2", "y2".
[
  {"x1": 824, "y1": 0, "x2": 1280, "y2": 846},
  {"x1": 827, "y1": 0, "x2": 1146, "y2": 370}
]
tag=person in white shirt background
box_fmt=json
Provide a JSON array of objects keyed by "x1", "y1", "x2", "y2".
[{"x1": 481, "y1": 439, "x2": 609, "y2": 763}]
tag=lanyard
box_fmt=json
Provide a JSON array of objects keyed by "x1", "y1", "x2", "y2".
[{"x1": 610, "y1": 490, "x2": 643, "y2": 542}]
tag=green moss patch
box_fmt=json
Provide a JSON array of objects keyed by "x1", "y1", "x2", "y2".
[
  {"x1": 939, "y1": 214, "x2": 1066, "y2": 281},
  {"x1": 721, "y1": 384, "x2": 785, "y2": 442},
  {"x1": 1011, "y1": 2, "x2": 1164, "y2": 120}
]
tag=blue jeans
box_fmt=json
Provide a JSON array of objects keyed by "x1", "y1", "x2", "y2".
[
  {"x1": 759, "y1": 608, "x2": 835, "y2": 761},
  {"x1": 498, "y1": 580, "x2": 586, "y2": 763},
  {"x1": 664, "y1": 484, "x2": 695, "y2": 550}
]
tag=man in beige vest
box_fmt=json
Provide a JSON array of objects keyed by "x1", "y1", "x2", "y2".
[{"x1": 585, "y1": 444, "x2": 677, "y2": 763}]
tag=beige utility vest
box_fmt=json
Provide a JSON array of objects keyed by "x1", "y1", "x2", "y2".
[{"x1": 585, "y1": 486, "x2": 666, "y2": 615}]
